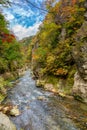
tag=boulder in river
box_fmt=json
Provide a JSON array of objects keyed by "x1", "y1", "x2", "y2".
[
  {"x1": 10, "y1": 106, "x2": 20, "y2": 116},
  {"x1": 0, "y1": 112, "x2": 16, "y2": 130},
  {"x1": 36, "y1": 79, "x2": 45, "y2": 87},
  {"x1": 37, "y1": 96, "x2": 46, "y2": 101},
  {"x1": 0, "y1": 104, "x2": 20, "y2": 116}
]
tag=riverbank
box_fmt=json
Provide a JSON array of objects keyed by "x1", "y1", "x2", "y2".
[
  {"x1": 35, "y1": 76, "x2": 86, "y2": 103},
  {"x1": 0, "y1": 65, "x2": 29, "y2": 103},
  {"x1": 0, "y1": 69, "x2": 28, "y2": 130}
]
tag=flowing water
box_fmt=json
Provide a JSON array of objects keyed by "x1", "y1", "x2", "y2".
[{"x1": 3, "y1": 70, "x2": 87, "y2": 130}]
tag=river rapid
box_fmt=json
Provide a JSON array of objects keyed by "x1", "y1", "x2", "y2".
[{"x1": 3, "y1": 70, "x2": 87, "y2": 130}]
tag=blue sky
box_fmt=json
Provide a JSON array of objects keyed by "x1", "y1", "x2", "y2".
[{"x1": 2, "y1": 0, "x2": 47, "y2": 40}]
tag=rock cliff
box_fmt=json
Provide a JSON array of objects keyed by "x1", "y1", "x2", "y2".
[{"x1": 72, "y1": 1, "x2": 87, "y2": 102}]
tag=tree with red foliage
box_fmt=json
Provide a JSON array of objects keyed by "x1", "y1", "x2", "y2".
[{"x1": 0, "y1": 33, "x2": 16, "y2": 43}]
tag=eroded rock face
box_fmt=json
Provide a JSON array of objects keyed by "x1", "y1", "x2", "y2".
[
  {"x1": 0, "y1": 112, "x2": 16, "y2": 130},
  {"x1": 73, "y1": 72, "x2": 87, "y2": 102},
  {"x1": 72, "y1": 1, "x2": 87, "y2": 102}
]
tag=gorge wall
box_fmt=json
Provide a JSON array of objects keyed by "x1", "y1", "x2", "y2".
[
  {"x1": 30, "y1": 0, "x2": 87, "y2": 102},
  {"x1": 72, "y1": 1, "x2": 87, "y2": 102}
]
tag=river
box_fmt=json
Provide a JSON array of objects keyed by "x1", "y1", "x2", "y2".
[{"x1": 3, "y1": 70, "x2": 87, "y2": 130}]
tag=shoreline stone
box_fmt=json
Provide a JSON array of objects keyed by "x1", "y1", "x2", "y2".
[
  {"x1": 0, "y1": 112, "x2": 16, "y2": 130},
  {"x1": 73, "y1": 72, "x2": 87, "y2": 103}
]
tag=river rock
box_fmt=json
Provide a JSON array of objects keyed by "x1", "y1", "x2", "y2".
[
  {"x1": 59, "y1": 92, "x2": 66, "y2": 97},
  {"x1": 0, "y1": 112, "x2": 16, "y2": 130},
  {"x1": 36, "y1": 80, "x2": 45, "y2": 87},
  {"x1": 44, "y1": 83, "x2": 54, "y2": 90},
  {"x1": 10, "y1": 106, "x2": 20, "y2": 116},
  {"x1": 2, "y1": 106, "x2": 11, "y2": 114},
  {"x1": 44, "y1": 83, "x2": 58, "y2": 93},
  {"x1": 37, "y1": 96, "x2": 45, "y2": 100}
]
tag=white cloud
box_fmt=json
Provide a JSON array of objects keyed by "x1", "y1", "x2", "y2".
[
  {"x1": 5, "y1": 12, "x2": 14, "y2": 20},
  {"x1": 12, "y1": 21, "x2": 42, "y2": 40}
]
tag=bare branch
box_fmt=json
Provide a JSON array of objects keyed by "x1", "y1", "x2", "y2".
[{"x1": 24, "y1": 0, "x2": 48, "y2": 13}]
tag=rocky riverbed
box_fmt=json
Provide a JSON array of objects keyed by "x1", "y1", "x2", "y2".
[{"x1": 1, "y1": 70, "x2": 87, "y2": 130}]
